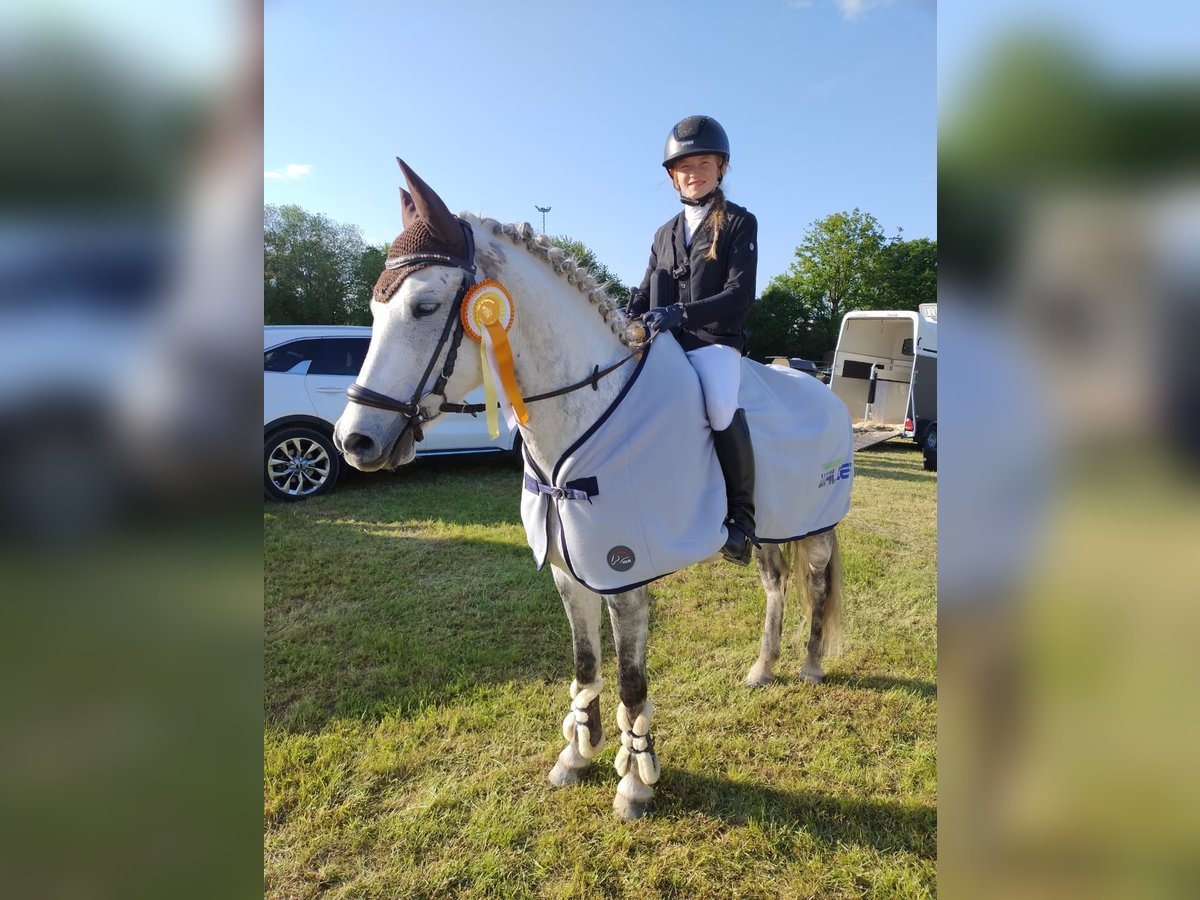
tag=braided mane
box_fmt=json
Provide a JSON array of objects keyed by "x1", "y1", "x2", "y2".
[{"x1": 469, "y1": 214, "x2": 636, "y2": 348}]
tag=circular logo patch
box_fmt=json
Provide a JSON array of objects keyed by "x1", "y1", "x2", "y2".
[{"x1": 607, "y1": 545, "x2": 636, "y2": 572}]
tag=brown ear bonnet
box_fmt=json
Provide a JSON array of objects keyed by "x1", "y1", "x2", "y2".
[{"x1": 373, "y1": 159, "x2": 468, "y2": 303}]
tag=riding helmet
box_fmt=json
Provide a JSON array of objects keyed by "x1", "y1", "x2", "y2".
[{"x1": 662, "y1": 115, "x2": 730, "y2": 169}]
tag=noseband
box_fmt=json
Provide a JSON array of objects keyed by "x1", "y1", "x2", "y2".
[
  {"x1": 346, "y1": 217, "x2": 651, "y2": 443},
  {"x1": 345, "y1": 219, "x2": 478, "y2": 442}
]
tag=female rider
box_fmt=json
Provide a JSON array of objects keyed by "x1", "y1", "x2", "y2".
[{"x1": 628, "y1": 115, "x2": 758, "y2": 565}]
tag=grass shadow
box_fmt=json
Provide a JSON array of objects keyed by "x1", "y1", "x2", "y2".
[
  {"x1": 852, "y1": 457, "x2": 936, "y2": 484},
  {"x1": 822, "y1": 671, "x2": 937, "y2": 700},
  {"x1": 661, "y1": 770, "x2": 936, "y2": 858},
  {"x1": 857, "y1": 439, "x2": 922, "y2": 454}
]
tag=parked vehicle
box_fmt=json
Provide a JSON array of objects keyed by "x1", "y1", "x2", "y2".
[
  {"x1": 264, "y1": 325, "x2": 519, "y2": 500},
  {"x1": 828, "y1": 303, "x2": 937, "y2": 447},
  {"x1": 767, "y1": 356, "x2": 823, "y2": 378}
]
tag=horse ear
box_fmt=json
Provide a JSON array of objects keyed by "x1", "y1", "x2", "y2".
[
  {"x1": 400, "y1": 188, "x2": 417, "y2": 231},
  {"x1": 396, "y1": 157, "x2": 461, "y2": 247}
]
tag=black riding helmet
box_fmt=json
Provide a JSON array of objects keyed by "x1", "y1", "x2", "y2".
[{"x1": 662, "y1": 115, "x2": 730, "y2": 169}]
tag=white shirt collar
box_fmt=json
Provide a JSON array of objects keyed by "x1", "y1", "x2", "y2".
[{"x1": 682, "y1": 201, "x2": 712, "y2": 246}]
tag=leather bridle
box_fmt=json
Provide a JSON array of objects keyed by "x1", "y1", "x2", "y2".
[
  {"x1": 345, "y1": 219, "x2": 478, "y2": 442},
  {"x1": 345, "y1": 217, "x2": 648, "y2": 443}
]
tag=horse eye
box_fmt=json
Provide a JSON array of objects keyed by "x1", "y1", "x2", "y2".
[{"x1": 412, "y1": 300, "x2": 441, "y2": 318}]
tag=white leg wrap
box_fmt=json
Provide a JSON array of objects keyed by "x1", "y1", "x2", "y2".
[
  {"x1": 616, "y1": 701, "x2": 633, "y2": 733},
  {"x1": 614, "y1": 746, "x2": 630, "y2": 777},
  {"x1": 562, "y1": 710, "x2": 578, "y2": 743},
  {"x1": 613, "y1": 699, "x2": 658, "y2": 785},
  {"x1": 636, "y1": 747, "x2": 661, "y2": 785},
  {"x1": 576, "y1": 725, "x2": 600, "y2": 759},
  {"x1": 563, "y1": 678, "x2": 605, "y2": 760},
  {"x1": 633, "y1": 700, "x2": 654, "y2": 737},
  {"x1": 569, "y1": 677, "x2": 605, "y2": 707}
]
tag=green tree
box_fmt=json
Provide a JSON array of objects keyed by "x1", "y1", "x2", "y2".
[
  {"x1": 746, "y1": 210, "x2": 935, "y2": 364},
  {"x1": 746, "y1": 209, "x2": 884, "y2": 362},
  {"x1": 789, "y1": 207, "x2": 888, "y2": 333},
  {"x1": 549, "y1": 235, "x2": 630, "y2": 305},
  {"x1": 264, "y1": 204, "x2": 370, "y2": 325},
  {"x1": 876, "y1": 235, "x2": 937, "y2": 311},
  {"x1": 347, "y1": 243, "x2": 389, "y2": 325},
  {"x1": 744, "y1": 281, "x2": 808, "y2": 362}
]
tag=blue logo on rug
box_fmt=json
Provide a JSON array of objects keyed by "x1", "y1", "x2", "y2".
[{"x1": 818, "y1": 459, "x2": 852, "y2": 489}]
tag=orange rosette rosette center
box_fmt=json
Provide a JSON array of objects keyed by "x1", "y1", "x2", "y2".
[{"x1": 461, "y1": 280, "x2": 515, "y2": 340}]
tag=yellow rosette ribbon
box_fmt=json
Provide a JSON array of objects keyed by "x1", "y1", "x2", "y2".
[{"x1": 461, "y1": 280, "x2": 528, "y2": 438}]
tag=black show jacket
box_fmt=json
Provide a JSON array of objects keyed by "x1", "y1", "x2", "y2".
[{"x1": 628, "y1": 199, "x2": 758, "y2": 352}]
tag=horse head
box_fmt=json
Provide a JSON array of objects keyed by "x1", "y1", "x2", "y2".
[{"x1": 334, "y1": 160, "x2": 485, "y2": 471}]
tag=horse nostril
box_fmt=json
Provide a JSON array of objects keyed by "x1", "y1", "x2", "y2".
[{"x1": 341, "y1": 432, "x2": 376, "y2": 457}]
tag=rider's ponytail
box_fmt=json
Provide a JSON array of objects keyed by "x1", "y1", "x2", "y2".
[{"x1": 704, "y1": 189, "x2": 727, "y2": 261}]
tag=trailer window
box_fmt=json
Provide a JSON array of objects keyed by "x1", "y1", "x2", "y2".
[{"x1": 841, "y1": 359, "x2": 875, "y2": 380}]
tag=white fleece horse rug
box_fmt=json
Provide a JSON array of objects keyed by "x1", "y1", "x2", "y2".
[{"x1": 520, "y1": 331, "x2": 853, "y2": 593}]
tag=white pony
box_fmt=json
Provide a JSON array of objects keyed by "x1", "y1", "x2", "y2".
[{"x1": 335, "y1": 160, "x2": 845, "y2": 820}]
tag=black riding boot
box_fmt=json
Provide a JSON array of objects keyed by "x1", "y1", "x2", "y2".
[{"x1": 712, "y1": 408, "x2": 756, "y2": 566}]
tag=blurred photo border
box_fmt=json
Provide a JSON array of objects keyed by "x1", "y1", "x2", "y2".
[{"x1": 2, "y1": 1, "x2": 1197, "y2": 897}]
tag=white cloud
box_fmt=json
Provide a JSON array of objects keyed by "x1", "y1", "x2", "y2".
[
  {"x1": 836, "y1": 0, "x2": 896, "y2": 19},
  {"x1": 264, "y1": 163, "x2": 313, "y2": 180},
  {"x1": 788, "y1": 0, "x2": 910, "y2": 18}
]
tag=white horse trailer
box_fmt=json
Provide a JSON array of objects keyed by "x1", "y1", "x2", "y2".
[{"x1": 829, "y1": 303, "x2": 937, "y2": 447}]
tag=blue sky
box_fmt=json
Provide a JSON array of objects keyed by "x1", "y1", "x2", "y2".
[{"x1": 265, "y1": 0, "x2": 935, "y2": 290}]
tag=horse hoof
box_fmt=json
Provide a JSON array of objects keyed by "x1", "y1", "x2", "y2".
[
  {"x1": 613, "y1": 769, "x2": 654, "y2": 820},
  {"x1": 548, "y1": 762, "x2": 588, "y2": 787},
  {"x1": 745, "y1": 666, "x2": 776, "y2": 687},
  {"x1": 613, "y1": 794, "x2": 652, "y2": 821},
  {"x1": 800, "y1": 666, "x2": 825, "y2": 685}
]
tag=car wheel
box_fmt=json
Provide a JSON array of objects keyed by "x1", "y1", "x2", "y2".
[
  {"x1": 923, "y1": 424, "x2": 937, "y2": 472},
  {"x1": 265, "y1": 426, "x2": 340, "y2": 501}
]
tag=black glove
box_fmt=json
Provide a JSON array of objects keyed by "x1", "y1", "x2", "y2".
[{"x1": 641, "y1": 303, "x2": 686, "y2": 335}]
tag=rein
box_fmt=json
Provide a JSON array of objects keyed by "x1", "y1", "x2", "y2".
[
  {"x1": 439, "y1": 351, "x2": 640, "y2": 415},
  {"x1": 345, "y1": 217, "x2": 648, "y2": 438}
]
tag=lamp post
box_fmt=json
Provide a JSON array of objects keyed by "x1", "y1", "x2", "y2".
[{"x1": 534, "y1": 205, "x2": 551, "y2": 235}]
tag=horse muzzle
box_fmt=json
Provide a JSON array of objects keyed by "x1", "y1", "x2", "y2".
[{"x1": 334, "y1": 414, "x2": 418, "y2": 472}]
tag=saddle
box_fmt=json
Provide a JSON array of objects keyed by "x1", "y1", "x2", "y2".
[{"x1": 520, "y1": 333, "x2": 854, "y2": 593}]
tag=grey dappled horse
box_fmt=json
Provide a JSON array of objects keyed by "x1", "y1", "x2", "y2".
[{"x1": 334, "y1": 160, "x2": 845, "y2": 819}]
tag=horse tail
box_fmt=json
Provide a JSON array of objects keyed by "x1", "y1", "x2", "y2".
[
  {"x1": 788, "y1": 536, "x2": 809, "y2": 609},
  {"x1": 820, "y1": 530, "x2": 845, "y2": 658},
  {"x1": 791, "y1": 531, "x2": 845, "y2": 659}
]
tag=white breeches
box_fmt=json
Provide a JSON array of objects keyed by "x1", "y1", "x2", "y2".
[{"x1": 685, "y1": 343, "x2": 742, "y2": 431}]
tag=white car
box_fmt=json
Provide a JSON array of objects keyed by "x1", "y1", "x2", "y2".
[{"x1": 264, "y1": 325, "x2": 519, "y2": 500}]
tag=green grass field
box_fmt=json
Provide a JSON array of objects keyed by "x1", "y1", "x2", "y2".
[{"x1": 265, "y1": 441, "x2": 936, "y2": 898}]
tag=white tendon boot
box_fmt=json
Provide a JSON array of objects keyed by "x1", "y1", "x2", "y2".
[
  {"x1": 548, "y1": 678, "x2": 604, "y2": 787},
  {"x1": 613, "y1": 699, "x2": 659, "y2": 820}
]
